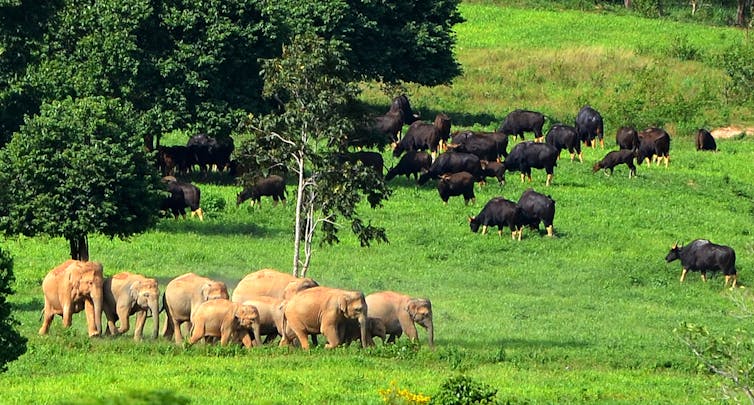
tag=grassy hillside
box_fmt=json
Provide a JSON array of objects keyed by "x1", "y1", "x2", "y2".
[{"x1": 2, "y1": 3, "x2": 754, "y2": 404}]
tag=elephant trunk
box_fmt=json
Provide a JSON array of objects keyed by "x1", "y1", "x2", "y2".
[
  {"x1": 91, "y1": 287, "x2": 103, "y2": 336},
  {"x1": 252, "y1": 322, "x2": 262, "y2": 347},
  {"x1": 425, "y1": 320, "x2": 435, "y2": 349},
  {"x1": 149, "y1": 299, "x2": 160, "y2": 339},
  {"x1": 359, "y1": 313, "x2": 368, "y2": 349}
]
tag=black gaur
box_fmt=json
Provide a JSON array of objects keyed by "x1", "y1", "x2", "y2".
[
  {"x1": 517, "y1": 188, "x2": 555, "y2": 237},
  {"x1": 437, "y1": 172, "x2": 475, "y2": 205},
  {"x1": 468, "y1": 197, "x2": 523, "y2": 240},
  {"x1": 498, "y1": 109, "x2": 546, "y2": 141},
  {"x1": 593, "y1": 150, "x2": 637, "y2": 178},
  {"x1": 665, "y1": 240, "x2": 737, "y2": 287},
  {"x1": 237, "y1": 175, "x2": 287, "y2": 207},
  {"x1": 545, "y1": 124, "x2": 582, "y2": 162}
]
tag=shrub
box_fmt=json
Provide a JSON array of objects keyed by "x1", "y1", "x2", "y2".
[
  {"x1": 0, "y1": 247, "x2": 27, "y2": 372},
  {"x1": 430, "y1": 375, "x2": 498, "y2": 405}
]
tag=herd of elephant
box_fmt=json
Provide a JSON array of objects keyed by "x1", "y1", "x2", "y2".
[{"x1": 38, "y1": 260, "x2": 434, "y2": 350}]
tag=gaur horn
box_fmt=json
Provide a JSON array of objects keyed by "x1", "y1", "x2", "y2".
[{"x1": 671, "y1": 241, "x2": 678, "y2": 249}]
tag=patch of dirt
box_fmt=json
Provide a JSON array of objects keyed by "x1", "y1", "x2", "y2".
[{"x1": 710, "y1": 126, "x2": 754, "y2": 139}]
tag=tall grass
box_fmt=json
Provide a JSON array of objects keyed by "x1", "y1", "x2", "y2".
[{"x1": 3, "y1": 3, "x2": 754, "y2": 404}]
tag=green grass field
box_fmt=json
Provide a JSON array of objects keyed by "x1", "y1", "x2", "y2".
[{"x1": 3, "y1": 3, "x2": 754, "y2": 404}]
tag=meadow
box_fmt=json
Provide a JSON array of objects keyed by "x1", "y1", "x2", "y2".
[{"x1": 2, "y1": 3, "x2": 754, "y2": 404}]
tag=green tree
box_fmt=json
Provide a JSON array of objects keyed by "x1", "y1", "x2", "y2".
[
  {"x1": 237, "y1": 33, "x2": 390, "y2": 277},
  {"x1": 0, "y1": 247, "x2": 26, "y2": 372},
  {"x1": 0, "y1": 0, "x2": 277, "y2": 148},
  {"x1": 264, "y1": 0, "x2": 464, "y2": 86},
  {"x1": 0, "y1": 96, "x2": 163, "y2": 260}
]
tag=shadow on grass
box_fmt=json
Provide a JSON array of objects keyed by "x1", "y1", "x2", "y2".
[
  {"x1": 156, "y1": 218, "x2": 285, "y2": 238},
  {"x1": 10, "y1": 297, "x2": 44, "y2": 312}
]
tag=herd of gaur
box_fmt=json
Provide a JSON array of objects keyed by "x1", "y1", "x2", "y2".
[
  {"x1": 39, "y1": 261, "x2": 434, "y2": 349},
  {"x1": 40, "y1": 95, "x2": 737, "y2": 348}
]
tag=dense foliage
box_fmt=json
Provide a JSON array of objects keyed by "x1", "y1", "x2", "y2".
[
  {"x1": 0, "y1": 247, "x2": 25, "y2": 372},
  {"x1": 0, "y1": 97, "x2": 163, "y2": 259},
  {"x1": 0, "y1": 0, "x2": 463, "y2": 147}
]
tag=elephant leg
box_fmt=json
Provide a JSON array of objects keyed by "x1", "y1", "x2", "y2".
[
  {"x1": 62, "y1": 302, "x2": 73, "y2": 328},
  {"x1": 172, "y1": 318, "x2": 185, "y2": 344},
  {"x1": 292, "y1": 327, "x2": 310, "y2": 350},
  {"x1": 39, "y1": 306, "x2": 54, "y2": 335},
  {"x1": 322, "y1": 324, "x2": 343, "y2": 349},
  {"x1": 116, "y1": 304, "x2": 132, "y2": 335},
  {"x1": 133, "y1": 311, "x2": 147, "y2": 342}
]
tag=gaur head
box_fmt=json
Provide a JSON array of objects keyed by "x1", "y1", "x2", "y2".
[
  {"x1": 468, "y1": 216, "x2": 481, "y2": 233},
  {"x1": 665, "y1": 241, "x2": 681, "y2": 262},
  {"x1": 592, "y1": 162, "x2": 603, "y2": 173}
]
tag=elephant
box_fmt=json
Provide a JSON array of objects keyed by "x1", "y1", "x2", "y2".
[
  {"x1": 280, "y1": 286, "x2": 368, "y2": 349},
  {"x1": 163, "y1": 272, "x2": 229, "y2": 344},
  {"x1": 39, "y1": 259, "x2": 104, "y2": 337},
  {"x1": 234, "y1": 296, "x2": 285, "y2": 344},
  {"x1": 342, "y1": 316, "x2": 386, "y2": 347},
  {"x1": 188, "y1": 299, "x2": 261, "y2": 348},
  {"x1": 365, "y1": 291, "x2": 434, "y2": 349},
  {"x1": 231, "y1": 268, "x2": 318, "y2": 301},
  {"x1": 102, "y1": 272, "x2": 160, "y2": 341}
]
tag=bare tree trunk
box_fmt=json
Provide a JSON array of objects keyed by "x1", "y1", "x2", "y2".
[
  {"x1": 625, "y1": 0, "x2": 631, "y2": 8},
  {"x1": 737, "y1": 0, "x2": 751, "y2": 26},
  {"x1": 68, "y1": 234, "x2": 89, "y2": 261},
  {"x1": 691, "y1": 0, "x2": 697, "y2": 15},
  {"x1": 292, "y1": 152, "x2": 306, "y2": 278}
]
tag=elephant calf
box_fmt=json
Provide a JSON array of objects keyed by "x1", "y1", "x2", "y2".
[
  {"x1": 342, "y1": 317, "x2": 386, "y2": 347},
  {"x1": 188, "y1": 299, "x2": 261, "y2": 348},
  {"x1": 163, "y1": 272, "x2": 229, "y2": 344},
  {"x1": 103, "y1": 272, "x2": 160, "y2": 341},
  {"x1": 235, "y1": 297, "x2": 285, "y2": 344},
  {"x1": 365, "y1": 291, "x2": 434, "y2": 349}
]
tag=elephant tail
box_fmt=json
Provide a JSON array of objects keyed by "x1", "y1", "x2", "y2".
[{"x1": 161, "y1": 293, "x2": 173, "y2": 339}]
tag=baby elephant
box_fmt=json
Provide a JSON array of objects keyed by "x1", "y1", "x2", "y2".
[
  {"x1": 103, "y1": 272, "x2": 160, "y2": 341},
  {"x1": 593, "y1": 149, "x2": 636, "y2": 178},
  {"x1": 342, "y1": 317, "x2": 387, "y2": 347},
  {"x1": 188, "y1": 299, "x2": 261, "y2": 348},
  {"x1": 366, "y1": 291, "x2": 434, "y2": 349}
]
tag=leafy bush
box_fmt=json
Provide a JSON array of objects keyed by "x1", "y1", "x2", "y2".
[
  {"x1": 0, "y1": 247, "x2": 26, "y2": 372},
  {"x1": 201, "y1": 193, "x2": 227, "y2": 215},
  {"x1": 430, "y1": 375, "x2": 498, "y2": 405},
  {"x1": 631, "y1": 0, "x2": 665, "y2": 17},
  {"x1": 719, "y1": 43, "x2": 754, "y2": 105}
]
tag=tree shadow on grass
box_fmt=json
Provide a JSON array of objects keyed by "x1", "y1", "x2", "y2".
[
  {"x1": 156, "y1": 218, "x2": 286, "y2": 238},
  {"x1": 10, "y1": 297, "x2": 44, "y2": 313}
]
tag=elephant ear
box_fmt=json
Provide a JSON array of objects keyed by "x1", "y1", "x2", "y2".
[
  {"x1": 338, "y1": 295, "x2": 348, "y2": 313},
  {"x1": 200, "y1": 283, "x2": 211, "y2": 301},
  {"x1": 128, "y1": 280, "x2": 140, "y2": 299}
]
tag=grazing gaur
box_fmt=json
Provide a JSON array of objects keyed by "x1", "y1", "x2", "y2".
[
  {"x1": 186, "y1": 134, "x2": 234, "y2": 174},
  {"x1": 237, "y1": 174, "x2": 287, "y2": 207},
  {"x1": 517, "y1": 188, "x2": 555, "y2": 237},
  {"x1": 468, "y1": 197, "x2": 523, "y2": 239},
  {"x1": 593, "y1": 149, "x2": 637, "y2": 178},
  {"x1": 161, "y1": 177, "x2": 204, "y2": 221},
  {"x1": 480, "y1": 160, "x2": 505, "y2": 185},
  {"x1": 447, "y1": 130, "x2": 508, "y2": 161},
  {"x1": 575, "y1": 105, "x2": 604, "y2": 148},
  {"x1": 417, "y1": 152, "x2": 483, "y2": 185},
  {"x1": 339, "y1": 151, "x2": 384, "y2": 177},
  {"x1": 545, "y1": 124, "x2": 582, "y2": 162},
  {"x1": 385, "y1": 151, "x2": 432, "y2": 181},
  {"x1": 503, "y1": 142, "x2": 559, "y2": 186},
  {"x1": 437, "y1": 172, "x2": 475, "y2": 205},
  {"x1": 393, "y1": 113, "x2": 451, "y2": 159},
  {"x1": 665, "y1": 240, "x2": 737, "y2": 287},
  {"x1": 498, "y1": 109, "x2": 546, "y2": 142},
  {"x1": 369, "y1": 94, "x2": 419, "y2": 144},
  {"x1": 695, "y1": 128, "x2": 717, "y2": 151},
  {"x1": 615, "y1": 126, "x2": 639, "y2": 151},
  {"x1": 157, "y1": 145, "x2": 190, "y2": 176},
  {"x1": 637, "y1": 127, "x2": 671, "y2": 167}
]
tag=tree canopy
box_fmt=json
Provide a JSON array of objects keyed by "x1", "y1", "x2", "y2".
[
  {"x1": 0, "y1": 96, "x2": 163, "y2": 260},
  {"x1": 0, "y1": 0, "x2": 464, "y2": 148}
]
